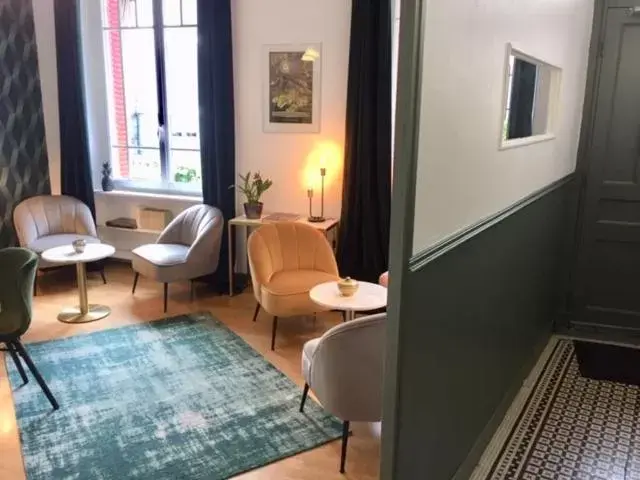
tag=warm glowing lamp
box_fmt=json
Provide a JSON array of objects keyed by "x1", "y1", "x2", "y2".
[
  {"x1": 304, "y1": 141, "x2": 342, "y2": 222},
  {"x1": 308, "y1": 168, "x2": 326, "y2": 223}
]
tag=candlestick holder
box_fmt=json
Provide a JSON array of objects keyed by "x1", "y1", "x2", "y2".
[{"x1": 308, "y1": 167, "x2": 326, "y2": 223}]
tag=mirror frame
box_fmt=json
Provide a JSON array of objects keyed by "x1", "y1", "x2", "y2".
[{"x1": 499, "y1": 43, "x2": 562, "y2": 150}]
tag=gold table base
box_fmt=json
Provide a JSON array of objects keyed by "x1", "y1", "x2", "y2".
[
  {"x1": 58, "y1": 305, "x2": 111, "y2": 323},
  {"x1": 57, "y1": 262, "x2": 111, "y2": 324}
]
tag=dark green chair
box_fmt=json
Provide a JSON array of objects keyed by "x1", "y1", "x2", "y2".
[{"x1": 0, "y1": 248, "x2": 59, "y2": 410}]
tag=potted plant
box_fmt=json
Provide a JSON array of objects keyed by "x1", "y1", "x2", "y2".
[
  {"x1": 231, "y1": 171, "x2": 273, "y2": 219},
  {"x1": 101, "y1": 161, "x2": 114, "y2": 192}
]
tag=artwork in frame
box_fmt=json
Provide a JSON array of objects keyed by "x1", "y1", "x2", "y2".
[{"x1": 263, "y1": 43, "x2": 322, "y2": 133}]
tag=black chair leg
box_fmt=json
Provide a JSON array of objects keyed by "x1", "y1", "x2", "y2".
[
  {"x1": 132, "y1": 272, "x2": 139, "y2": 294},
  {"x1": 12, "y1": 341, "x2": 59, "y2": 410},
  {"x1": 7, "y1": 343, "x2": 28, "y2": 385},
  {"x1": 271, "y1": 316, "x2": 278, "y2": 351},
  {"x1": 33, "y1": 273, "x2": 38, "y2": 297},
  {"x1": 100, "y1": 267, "x2": 107, "y2": 284},
  {"x1": 299, "y1": 383, "x2": 309, "y2": 412},
  {"x1": 340, "y1": 421, "x2": 350, "y2": 473},
  {"x1": 190, "y1": 280, "x2": 195, "y2": 302},
  {"x1": 164, "y1": 283, "x2": 168, "y2": 313},
  {"x1": 252, "y1": 303, "x2": 260, "y2": 322}
]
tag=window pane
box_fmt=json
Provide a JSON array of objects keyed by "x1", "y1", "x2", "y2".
[
  {"x1": 164, "y1": 27, "x2": 199, "y2": 151},
  {"x1": 171, "y1": 150, "x2": 201, "y2": 185},
  {"x1": 102, "y1": 0, "x2": 118, "y2": 28},
  {"x1": 123, "y1": 148, "x2": 162, "y2": 180},
  {"x1": 136, "y1": 0, "x2": 154, "y2": 27},
  {"x1": 182, "y1": 0, "x2": 197, "y2": 25},
  {"x1": 163, "y1": 0, "x2": 181, "y2": 26},
  {"x1": 120, "y1": 0, "x2": 137, "y2": 27},
  {"x1": 121, "y1": 29, "x2": 160, "y2": 149}
]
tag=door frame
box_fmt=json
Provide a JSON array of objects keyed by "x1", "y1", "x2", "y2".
[
  {"x1": 380, "y1": 0, "x2": 427, "y2": 478},
  {"x1": 569, "y1": 0, "x2": 640, "y2": 329}
]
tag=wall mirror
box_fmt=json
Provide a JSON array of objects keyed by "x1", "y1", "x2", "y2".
[{"x1": 501, "y1": 45, "x2": 561, "y2": 148}]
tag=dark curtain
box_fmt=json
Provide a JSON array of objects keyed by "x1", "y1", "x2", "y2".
[
  {"x1": 507, "y1": 59, "x2": 537, "y2": 140},
  {"x1": 54, "y1": 0, "x2": 95, "y2": 218},
  {"x1": 197, "y1": 0, "x2": 241, "y2": 293},
  {"x1": 337, "y1": 0, "x2": 392, "y2": 283}
]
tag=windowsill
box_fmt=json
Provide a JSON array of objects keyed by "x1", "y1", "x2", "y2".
[
  {"x1": 499, "y1": 133, "x2": 556, "y2": 151},
  {"x1": 94, "y1": 190, "x2": 203, "y2": 203}
]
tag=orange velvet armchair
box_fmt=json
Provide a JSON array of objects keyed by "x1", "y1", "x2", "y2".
[{"x1": 247, "y1": 222, "x2": 340, "y2": 350}]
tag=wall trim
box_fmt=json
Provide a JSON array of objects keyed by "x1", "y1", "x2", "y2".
[{"x1": 410, "y1": 173, "x2": 576, "y2": 272}]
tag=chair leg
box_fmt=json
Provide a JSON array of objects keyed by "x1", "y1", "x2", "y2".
[
  {"x1": 190, "y1": 280, "x2": 195, "y2": 302},
  {"x1": 299, "y1": 383, "x2": 309, "y2": 412},
  {"x1": 340, "y1": 421, "x2": 350, "y2": 473},
  {"x1": 252, "y1": 303, "x2": 260, "y2": 322},
  {"x1": 164, "y1": 283, "x2": 168, "y2": 313},
  {"x1": 6, "y1": 343, "x2": 28, "y2": 385},
  {"x1": 33, "y1": 272, "x2": 38, "y2": 297},
  {"x1": 271, "y1": 316, "x2": 278, "y2": 351},
  {"x1": 12, "y1": 341, "x2": 59, "y2": 410},
  {"x1": 132, "y1": 272, "x2": 139, "y2": 294},
  {"x1": 100, "y1": 267, "x2": 107, "y2": 284}
]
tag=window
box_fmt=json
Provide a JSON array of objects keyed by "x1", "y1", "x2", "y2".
[
  {"x1": 101, "y1": 0, "x2": 201, "y2": 193},
  {"x1": 500, "y1": 45, "x2": 561, "y2": 149}
]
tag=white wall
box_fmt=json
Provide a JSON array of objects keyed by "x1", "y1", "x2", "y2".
[
  {"x1": 233, "y1": 0, "x2": 351, "y2": 219},
  {"x1": 411, "y1": 0, "x2": 593, "y2": 254},
  {"x1": 32, "y1": 0, "x2": 61, "y2": 195}
]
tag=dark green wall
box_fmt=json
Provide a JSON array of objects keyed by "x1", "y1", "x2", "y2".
[{"x1": 388, "y1": 175, "x2": 577, "y2": 479}]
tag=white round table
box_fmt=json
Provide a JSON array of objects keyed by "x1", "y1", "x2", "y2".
[
  {"x1": 41, "y1": 243, "x2": 115, "y2": 324},
  {"x1": 310, "y1": 281, "x2": 387, "y2": 321}
]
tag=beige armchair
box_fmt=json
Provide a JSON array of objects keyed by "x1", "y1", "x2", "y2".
[
  {"x1": 13, "y1": 195, "x2": 105, "y2": 292},
  {"x1": 247, "y1": 222, "x2": 340, "y2": 350},
  {"x1": 131, "y1": 204, "x2": 223, "y2": 312},
  {"x1": 299, "y1": 313, "x2": 386, "y2": 473}
]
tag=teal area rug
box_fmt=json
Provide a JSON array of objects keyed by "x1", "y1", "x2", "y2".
[{"x1": 6, "y1": 313, "x2": 341, "y2": 479}]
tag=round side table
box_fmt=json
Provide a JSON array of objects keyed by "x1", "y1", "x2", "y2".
[
  {"x1": 310, "y1": 281, "x2": 387, "y2": 321},
  {"x1": 41, "y1": 243, "x2": 115, "y2": 323}
]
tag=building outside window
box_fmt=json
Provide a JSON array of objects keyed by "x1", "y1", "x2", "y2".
[{"x1": 101, "y1": 0, "x2": 201, "y2": 192}]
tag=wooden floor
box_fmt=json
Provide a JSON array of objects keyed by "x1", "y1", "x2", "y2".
[{"x1": 0, "y1": 262, "x2": 380, "y2": 480}]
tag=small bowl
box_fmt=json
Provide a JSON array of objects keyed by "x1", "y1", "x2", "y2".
[
  {"x1": 72, "y1": 239, "x2": 86, "y2": 254},
  {"x1": 337, "y1": 277, "x2": 359, "y2": 297}
]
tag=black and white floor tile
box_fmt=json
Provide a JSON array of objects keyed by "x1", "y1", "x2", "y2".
[{"x1": 473, "y1": 338, "x2": 640, "y2": 480}]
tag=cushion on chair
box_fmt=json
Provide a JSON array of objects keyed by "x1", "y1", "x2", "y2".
[
  {"x1": 261, "y1": 270, "x2": 338, "y2": 317},
  {"x1": 131, "y1": 244, "x2": 192, "y2": 283},
  {"x1": 131, "y1": 244, "x2": 189, "y2": 266},
  {"x1": 302, "y1": 337, "x2": 321, "y2": 380},
  {"x1": 28, "y1": 234, "x2": 100, "y2": 254}
]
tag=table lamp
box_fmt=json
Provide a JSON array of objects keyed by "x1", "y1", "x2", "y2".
[{"x1": 307, "y1": 167, "x2": 326, "y2": 223}]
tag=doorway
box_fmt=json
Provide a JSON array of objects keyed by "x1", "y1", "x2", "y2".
[{"x1": 573, "y1": 3, "x2": 640, "y2": 331}]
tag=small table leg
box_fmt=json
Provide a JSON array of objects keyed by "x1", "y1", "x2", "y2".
[
  {"x1": 228, "y1": 224, "x2": 234, "y2": 297},
  {"x1": 57, "y1": 263, "x2": 111, "y2": 324},
  {"x1": 345, "y1": 310, "x2": 355, "y2": 321}
]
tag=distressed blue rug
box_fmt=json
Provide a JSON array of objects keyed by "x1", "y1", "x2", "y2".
[{"x1": 6, "y1": 313, "x2": 341, "y2": 479}]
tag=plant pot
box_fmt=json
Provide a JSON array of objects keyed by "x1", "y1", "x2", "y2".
[
  {"x1": 102, "y1": 176, "x2": 114, "y2": 192},
  {"x1": 244, "y1": 202, "x2": 263, "y2": 219}
]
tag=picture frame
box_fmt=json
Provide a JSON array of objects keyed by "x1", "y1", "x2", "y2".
[{"x1": 262, "y1": 43, "x2": 322, "y2": 133}]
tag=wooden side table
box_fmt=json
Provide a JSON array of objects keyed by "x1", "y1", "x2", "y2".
[{"x1": 228, "y1": 214, "x2": 339, "y2": 296}]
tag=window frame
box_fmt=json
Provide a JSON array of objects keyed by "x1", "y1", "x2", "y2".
[{"x1": 101, "y1": 0, "x2": 202, "y2": 196}]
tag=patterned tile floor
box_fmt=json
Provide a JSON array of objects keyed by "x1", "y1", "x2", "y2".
[{"x1": 473, "y1": 338, "x2": 640, "y2": 480}]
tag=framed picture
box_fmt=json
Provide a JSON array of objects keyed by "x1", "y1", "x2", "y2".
[{"x1": 263, "y1": 43, "x2": 322, "y2": 133}]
